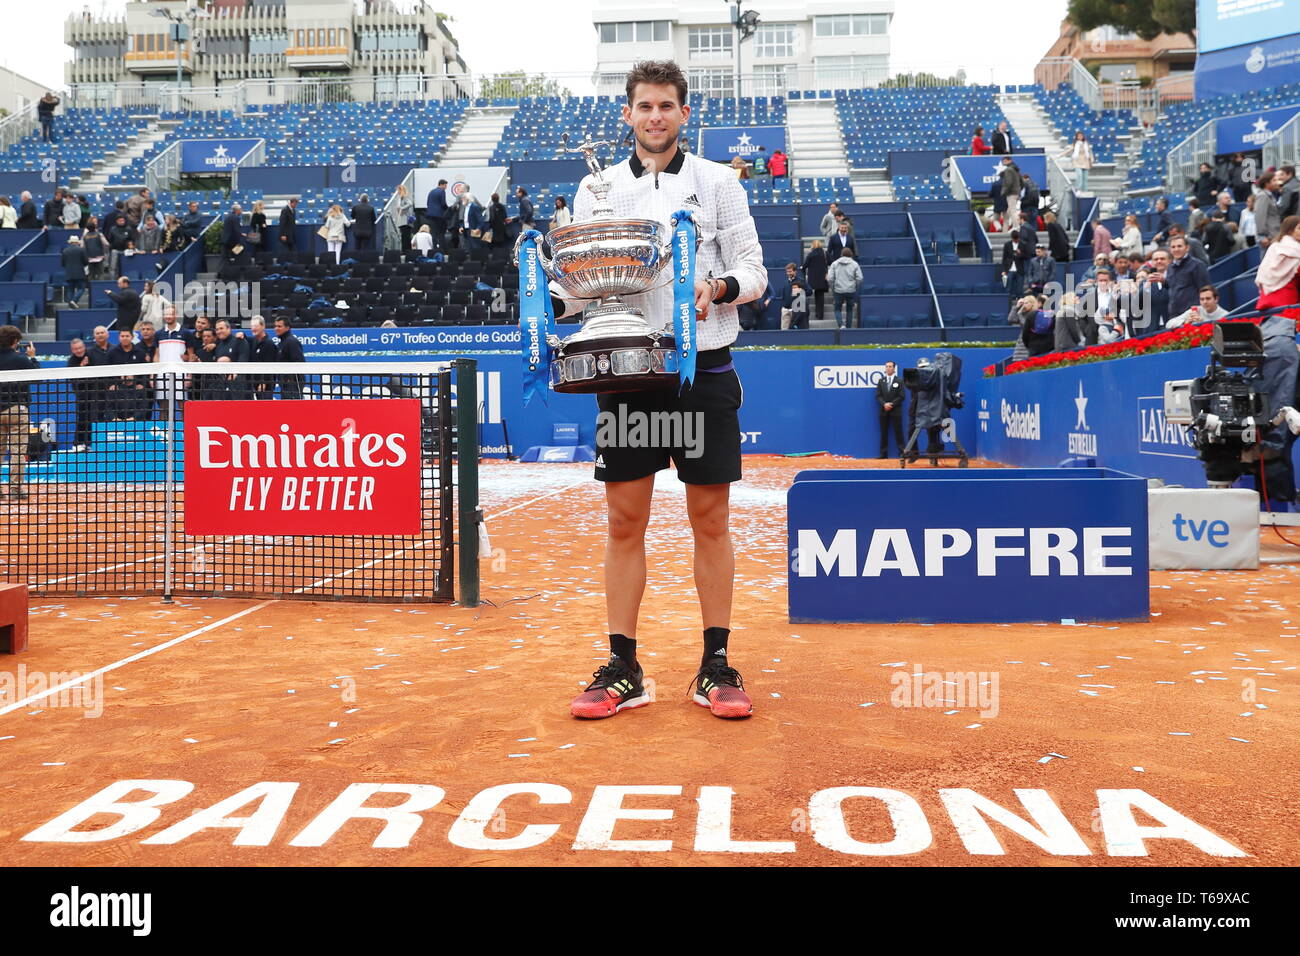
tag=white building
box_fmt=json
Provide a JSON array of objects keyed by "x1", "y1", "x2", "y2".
[
  {"x1": 0, "y1": 66, "x2": 52, "y2": 119},
  {"x1": 592, "y1": 0, "x2": 895, "y2": 98}
]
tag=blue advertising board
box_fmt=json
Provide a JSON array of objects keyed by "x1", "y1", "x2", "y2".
[
  {"x1": 698, "y1": 126, "x2": 787, "y2": 163},
  {"x1": 787, "y1": 468, "x2": 1150, "y2": 623},
  {"x1": 1198, "y1": 0, "x2": 1296, "y2": 52},
  {"x1": 1215, "y1": 103, "x2": 1300, "y2": 154},
  {"x1": 950, "y1": 154, "x2": 1049, "y2": 194},
  {"x1": 180, "y1": 139, "x2": 263, "y2": 174},
  {"x1": 1196, "y1": 31, "x2": 1300, "y2": 99}
]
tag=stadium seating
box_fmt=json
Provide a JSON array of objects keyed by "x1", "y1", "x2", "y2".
[
  {"x1": 0, "y1": 108, "x2": 151, "y2": 179},
  {"x1": 836, "y1": 86, "x2": 1019, "y2": 168},
  {"x1": 1032, "y1": 82, "x2": 1137, "y2": 165}
]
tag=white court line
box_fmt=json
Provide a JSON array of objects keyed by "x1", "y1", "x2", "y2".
[
  {"x1": 38, "y1": 535, "x2": 251, "y2": 589},
  {"x1": 488, "y1": 479, "x2": 590, "y2": 519},
  {"x1": 0, "y1": 601, "x2": 274, "y2": 718}
]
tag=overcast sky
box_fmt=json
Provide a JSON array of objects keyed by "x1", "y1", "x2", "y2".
[{"x1": 4, "y1": 0, "x2": 1070, "y2": 92}]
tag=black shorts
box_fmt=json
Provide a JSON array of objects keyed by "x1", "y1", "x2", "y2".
[{"x1": 594, "y1": 358, "x2": 743, "y2": 485}]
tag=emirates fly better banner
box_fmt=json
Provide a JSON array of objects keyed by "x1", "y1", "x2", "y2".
[{"x1": 184, "y1": 400, "x2": 423, "y2": 536}]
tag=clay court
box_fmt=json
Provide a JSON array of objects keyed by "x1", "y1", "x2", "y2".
[{"x1": 0, "y1": 456, "x2": 1295, "y2": 866}]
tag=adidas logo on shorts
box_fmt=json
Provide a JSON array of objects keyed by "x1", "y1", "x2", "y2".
[{"x1": 595, "y1": 455, "x2": 605, "y2": 468}]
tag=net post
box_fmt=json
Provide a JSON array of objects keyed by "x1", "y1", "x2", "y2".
[
  {"x1": 162, "y1": 367, "x2": 176, "y2": 604},
  {"x1": 453, "y1": 358, "x2": 480, "y2": 608},
  {"x1": 436, "y1": 368, "x2": 455, "y2": 601}
]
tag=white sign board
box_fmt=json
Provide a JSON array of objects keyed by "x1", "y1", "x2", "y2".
[{"x1": 1148, "y1": 488, "x2": 1259, "y2": 570}]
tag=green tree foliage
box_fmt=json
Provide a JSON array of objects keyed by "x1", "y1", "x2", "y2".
[
  {"x1": 478, "y1": 71, "x2": 573, "y2": 100},
  {"x1": 1067, "y1": 0, "x2": 1196, "y2": 42}
]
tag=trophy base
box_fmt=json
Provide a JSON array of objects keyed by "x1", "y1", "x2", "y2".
[{"x1": 550, "y1": 334, "x2": 680, "y2": 394}]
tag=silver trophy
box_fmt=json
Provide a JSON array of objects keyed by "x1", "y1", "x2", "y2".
[{"x1": 512, "y1": 132, "x2": 698, "y2": 393}]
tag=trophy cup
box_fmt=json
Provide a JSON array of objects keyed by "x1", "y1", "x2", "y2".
[{"x1": 512, "y1": 133, "x2": 700, "y2": 394}]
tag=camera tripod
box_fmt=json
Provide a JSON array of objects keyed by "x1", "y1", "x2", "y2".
[{"x1": 899, "y1": 424, "x2": 969, "y2": 468}]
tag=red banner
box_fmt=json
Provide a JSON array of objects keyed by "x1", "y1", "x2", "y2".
[{"x1": 184, "y1": 400, "x2": 423, "y2": 536}]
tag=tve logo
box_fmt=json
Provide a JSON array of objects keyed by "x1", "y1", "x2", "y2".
[
  {"x1": 1138, "y1": 396, "x2": 1196, "y2": 459},
  {"x1": 814, "y1": 365, "x2": 887, "y2": 389},
  {"x1": 1172, "y1": 513, "x2": 1230, "y2": 549}
]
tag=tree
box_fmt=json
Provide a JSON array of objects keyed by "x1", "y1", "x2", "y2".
[
  {"x1": 880, "y1": 71, "x2": 965, "y2": 89},
  {"x1": 1067, "y1": 0, "x2": 1196, "y2": 44},
  {"x1": 478, "y1": 71, "x2": 572, "y2": 100}
]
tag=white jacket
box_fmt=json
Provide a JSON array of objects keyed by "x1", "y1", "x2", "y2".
[{"x1": 555, "y1": 150, "x2": 767, "y2": 351}]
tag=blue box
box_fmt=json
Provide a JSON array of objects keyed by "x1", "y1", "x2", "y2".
[{"x1": 787, "y1": 468, "x2": 1150, "y2": 623}]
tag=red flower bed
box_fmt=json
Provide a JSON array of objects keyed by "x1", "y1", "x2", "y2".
[{"x1": 988, "y1": 317, "x2": 1261, "y2": 377}]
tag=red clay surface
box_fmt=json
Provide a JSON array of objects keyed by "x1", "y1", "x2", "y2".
[{"x1": 0, "y1": 456, "x2": 1295, "y2": 865}]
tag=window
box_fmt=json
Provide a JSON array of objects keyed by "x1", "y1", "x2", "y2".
[
  {"x1": 754, "y1": 23, "x2": 796, "y2": 59},
  {"x1": 689, "y1": 67, "x2": 733, "y2": 97},
  {"x1": 689, "y1": 26, "x2": 732, "y2": 60},
  {"x1": 1098, "y1": 63, "x2": 1138, "y2": 83},
  {"x1": 753, "y1": 64, "x2": 789, "y2": 95},
  {"x1": 250, "y1": 32, "x2": 288, "y2": 55},
  {"x1": 598, "y1": 20, "x2": 668, "y2": 44},
  {"x1": 814, "y1": 14, "x2": 888, "y2": 37},
  {"x1": 616, "y1": 22, "x2": 632, "y2": 43}
]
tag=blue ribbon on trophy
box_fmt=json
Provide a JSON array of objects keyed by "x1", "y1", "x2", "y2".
[
  {"x1": 670, "y1": 208, "x2": 698, "y2": 392},
  {"x1": 516, "y1": 228, "x2": 555, "y2": 406}
]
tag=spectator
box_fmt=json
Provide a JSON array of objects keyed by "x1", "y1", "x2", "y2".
[
  {"x1": 248, "y1": 200, "x2": 268, "y2": 254},
  {"x1": 157, "y1": 305, "x2": 185, "y2": 343},
  {"x1": 802, "y1": 238, "x2": 829, "y2": 323},
  {"x1": 1112, "y1": 253, "x2": 1134, "y2": 282},
  {"x1": 1192, "y1": 163, "x2": 1222, "y2": 207},
  {"x1": 185, "y1": 315, "x2": 213, "y2": 360},
  {"x1": 991, "y1": 120, "x2": 1012, "y2": 155},
  {"x1": 778, "y1": 262, "x2": 801, "y2": 330},
  {"x1": 1020, "y1": 295, "x2": 1055, "y2": 357},
  {"x1": 1277, "y1": 166, "x2": 1300, "y2": 220},
  {"x1": 387, "y1": 184, "x2": 414, "y2": 253},
  {"x1": 1080, "y1": 252, "x2": 1108, "y2": 285},
  {"x1": 0, "y1": 197, "x2": 15, "y2": 230},
  {"x1": 107, "y1": 328, "x2": 149, "y2": 420},
  {"x1": 136, "y1": 215, "x2": 162, "y2": 254},
  {"x1": 1088, "y1": 271, "x2": 1127, "y2": 344},
  {"x1": 487, "y1": 192, "x2": 507, "y2": 249},
  {"x1": 827, "y1": 221, "x2": 856, "y2": 260},
  {"x1": 820, "y1": 202, "x2": 841, "y2": 239},
  {"x1": 77, "y1": 217, "x2": 105, "y2": 281},
  {"x1": 999, "y1": 158, "x2": 1022, "y2": 227},
  {"x1": 1187, "y1": 197, "x2": 1207, "y2": 234},
  {"x1": 1166, "y1": 235, "x2": 1211, "y2": 318},
  {"x1": 1025, "y1": 242, "x2": 1055, "y2": 295},
  {"x1": 1204, "y1": 212, "x2": 1235, "y2": 262},
  {"x1": 1044, "y1": 210, "x2": 1070, "y2": 262},
  {"x1": 161, "y1": 214, "x2": 186, "y2": 253},
  {"x1": 61, "y1": 235, "x2": 88, "y2": 308},
  {"x1": 1054, "y1": 292, "x2": 1084, "y2": 351},
  {"x1": 752, "y1": 147, "x2": 769, "y2": 177},
  {"x1": 278, "y1": 197, "x2": 298, "y2": 251},
  {"x1": 1091, "y1": 214, "x2": 1113, "y2": 259},
  {"x1": 1117, "y1": 214, "x2": 1144, "y2": 260},
  {"x1": 181, "y1": 201, "x2": 205, "y2": 241},
  {"x1": 1255, "y1": 215, "x2": 1300, "y2": 320},
  {"x1": 37, "y1": 91, "x2": 59, "y2": 143},
  {"x1": 1214, "y1": 190, "x2": 1236, "y2": 223},
  {"x1": 730, "y1": 156, "x2": 750, "y2": 180},
  {"x1": 125, "y1": 188, "x2": 151, "y2": 228},
  {"x1": 1020, "y1": 174, "x2": 1041, "y2": 226},
  {"x1": 1061, "y1": 131, "x2": 1094, "y2": 192},
  {"x1": 349, "y1": 194, "x2": 376, "y2": 251},
  {"x1": 875, "y1": 360, "x2": 905, "y2": 457},
  {"x1": 769, "y1": 147, "x2": 788, "y2": 178},
  {"x1": 1256, "y1": 172, "x2": 1283, "y2": 248},
  {"x1": 1228, "y1": 153, "x2": 1252, "y2": 202},
  {"x1": 514, "y1": 187, "x2": 535, "y2": 230},
  {"x1": 460, "y1": 193, "x2": 485, "y2": 251},
  {"x1": 1151, "y1": 196, "x2": 1176, "y2": 246},
  {"x1": 1168, "y1": 224, "x2": 1210, "y2": 266},
  {"x1": 65, "y1": 338, "x2": 96, "y2": 451},
  {"x1": 43, "y1": 187, "x2": 66, "y2": 228},
  {"x1": 16, "y1": 191, "x2": 39, "y2": 230},
  {"x1": 425, "y1": 178, "x2": 449, "y2": 249},
  {"x1": 737, "y1": 283, "x2": 771, "y2": 331},
  {"x1": 412, "y1": 223, "x2": 435, "y2": 256},
  {"x1": 828, "y1": 248, "x2": 862, "y2": 329},
  {"x1": 62, "y1": 191, "x2": 82, "y2": 229},
  {"x1": 833, "y1": 211, "x2": 856, "y2": 242},
  {"x1": 1168, "y1": 285, "x2": 1230, "y2": 329},
  {"x1": 971, "y1": 126, "x2": 990, "y2": 155},
  {"x1": 104, "y1": 276, "x2": 141, "y2": 332},
  {"x1": 247, "y1": 315, "x2": 279, "y2": 399},
  {"x1": 1008, "y1": 295, "x2": 1039, "y2": 360},
  {"x1": 787, "y1": 279, "x2": 808, "y2": 329},
  {"x1": 213, "y1": 318, "x2": 251, "y2": 399},
  {"x1": 552, "y1": 195, "x2": 572, "y2": 230},
  {"x1": 137, "y1": 279, "x2": 169, "y2": 329},
  {"x1": 0, "y1": 325, "x2": 39, "y2": 499},
  {"x1": 1144, "y1": 250, "x2": 1172, "y2": 329},
  {"x1": 323, "y1": 203, "x2": 350, "y2": 264},
  {"x1": 221, "y1": 204, "x2": 246, "y2": 263},
  {"x1": 1228, "y1": 220, "x2": 1247, "y2": 255},
  {"x1": 137, "y1": 321, "x2": 158, "y2": 361},
  {"x1": 1012, "y1": 210, "x2": 1037, "y2": 298},
  {"x1": 999, "y1": 237, "x2": 1018, "y2": 296},
  {"x1": 274, "y1": 316, "x2": 306, "y2": 400}
]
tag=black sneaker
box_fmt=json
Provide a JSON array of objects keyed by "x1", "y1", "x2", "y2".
[
  {"x1": 570, "y1": 655, "x2": 650, "y2": 719},
  {"x1": 690, "y1": 658, "x2": 753, "y2": 719}
]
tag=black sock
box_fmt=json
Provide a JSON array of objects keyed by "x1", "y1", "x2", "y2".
[
  {"x1": 702, "y1": 627, "x2": 730, "y2": 667},
  {"x1": 609, "y1": 633, "x2": 636, "y2": 665}
]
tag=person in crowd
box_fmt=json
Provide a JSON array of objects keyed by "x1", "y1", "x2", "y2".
[
  {"x1": 1255, "y1": 215, "x2": 1300, "y2": 320},
  {"x1": 487, "y1": 192, "x2": 508, "y2": 249},
  {"x1": 1150, "y1": 196, "x2": 1176, "y2": 247},
  {"x1": 387, "y1": 184, "x2": 414, "y2": 253},
  {"x1": 1054, "y1": 292, "x2": 1084, "y2": 352},
  {"x1": 1062, "y1": 131, "x2": 1094, "y2": 192},
  {"x1": 350, "y1": 194, "x2": 376, "y2": 251},
  {"x1": 1012, "y1": 210, "x2": 1037, "y2": 296},
  {"x1": 787, "y1": 278, "x2": 808, "y2": 329},
  {"x1": 459, "y1": 193, "x2": 485, "y2": 250},
  {"x1": 752, "y1": 147, "x2": 769, "y2": 177},
  {"x1": 1241, "y1": 194, "x2": 1258, "y2": 247},
  {"x1": 425, "y1": 178, "x2": 449, "y2": 250},
  {"x1": 1274, "y1": 165, "x2": 1300, "y2": 220},
  {"x1": 1143, "y1": 250, "x2": 1172, "y2": 330},
  {"x1": 1044, "y1": 210, "x2": 1070, "y2": 262},
  {"x1": 0, "y1": 325, "x2": 40, "y2": 499},
  {"x1": 1112, "y1": 253, "x2": 1135, "y2": 282},
  {"x1": 1256, "y1": 172, "x2": 1283, "y2": 248},
  {"x1": 551, "y1": 195, "x2": 572, "y2": 230},
  {"x1": 0, "y1": 197, "x2": 16, "y2": 230},
  {"x1": 999, "y1": 158, "x2": 1022, "y2": 227},
  {"x1": 43, "y1": 187, "x2": 66, "y2": 228},
  {"x1": 247, "y1": 315, "x2": 279, "y2": 399},
  {"x1": 107, "y1": 328, "x2": 150, "y2": 420},
  {"x1": 65, "y1": 338, "x2": 98, "y2": 451},
  {"x1": 61, "y1": 234, "x2": 88, "y2": 308},
  {"x1": 157, "y1": 304, "x2": 185, "y2": 344},
  {"x1": 737, "y1": 283, "x2": 771, "y2": 331},
  {"x1": 16, "y1": 191, "x2": 39, "y2": 230},
  {"x1": 730, "y1": 156, "x2": 750, "y2": 180},
  {"x1": 62, "y1": 191, "x2": 83, "y2": 229},
  {"x1": 136, "y1": 215, "x2": 162, "y2": 254},
  {"x1": 1187, "y1": 197, "x2": 1207, "y2": 235},
  {"x1": 137, "y1": 279, "x2": 169, "y2": 329},
  {"x1": 136, "y1": 321, "x2": 158, "y2": 361},
  {"x1": 991, "y1": 120, "x2": 1012, "y2": 155},
  {"x1": 1166, "y1": 234, "x2": 1212, "y2": 319},
  {"x1": 777, "y1": 262, "x2": 802, "y2": 330},
  {"x1": 1019, "y1": 294, "x2": 1055, "y2": 357},
  {"x1": 273, "y1": 316, "x2": 305, "y2": 400},
  {"x1": 820, "y1": 202, "x2": 841, "y2": 239},
  {"x1": 1226, "y1": 153, "x2": 1252, "y2": 202},
  {"x1": 828, "y1": 247, "x2": 862, "y2": 329},
  {"x1": 971, "y1": 126, "x2": 990, "y2": 156},
  {"x1": 1227, "y1": 220, "x2": 1247, "y2": 255},
  {"x1": 221, "y1": 203, "x2": 246, "y2": 263},
  {"x1": 1117, "y1": 214, "x2": 1144, "y2": 260},
  {"x1": 1214, "y1": 190, "x2": 1237, "y2": 224},
  {"x1": 1020, "y1": 174, "x2": 1041, "y2": 226},
  {"x1": 513, "y1": 187, "x2": 535, "y2": 231},
  {"x1": 160, "y1": 214, "x2": 186, "y2": 254},
  {"x1": 124, "y1": 188, "x2": 150, "y2": 229},
  {"x1": 412, "y1": 223, "x2": 435, "y2": 257},
  {"x1": 1008, "y1": 295, "x2": 1038, "y2": 361},
  {"x1": 185, "y1": 315, "x2": 213, "y2": 360},
  {"x1": 1086, "y1": 271, "x2": 1126, "y2": 345},
  {"x1": 802, "y1": 238, "x2": 828, "y2": 323},
  {"x1": 769, "y1": 148, "x2": 788, "y2": 178},
  {"x1": 1168, "y1": 285, "x2": 1230, "y2": 329},
  {"x1": 1204, "y1": 211, "x2": 1235, "y2": 263},
  {"x1": 875, "y1": 360, "x2": 905, "y2": 458},
  {"x1": 212, "y1": 318, "x2": 251, "y2": 399},
  {"x1": 104, "y1": 276, "x2": 141, "y2": 332},
  {"x1": 1168, "y1": 224, "x2": 1210, "y2": 265},
  {"x1": 248, "y1": 200, "x2": 268, "y2": 254},
  {"x1": 323, "y1": 203, "x2": 350, "y2": 264},
  {"x1": 1090, "y1": 213, "x2": 1113, "y2": 260},
  {"x1": 37, "y1": 91, "x2": 59, "y2": 143},
  {"x1": 1192, "y1": 163, "x2": 1222, "y2": 207},
  {"x1": 189, "y1": 327, "x2": 221, "y2": 402},
  {"x1": 278, "y1": 196, "x2": 298, "y2": 252},
  {"x1": 1080, "y1": 252, "x2": 1109, "y2": 285},
  {"x1": 1025, "y1": 242, "x2": 1055, "y2": 296},
  {"x1": 181, "y1": 201, "x2": 206, "y2": 241},
  {"x1": 827, "y1": 220, "x2": 855, "y2": 260}
]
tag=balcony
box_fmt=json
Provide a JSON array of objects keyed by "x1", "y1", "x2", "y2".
[
  {"x1": 285, "y1": 44, "x2": 353, "y2": 70},
  {"x1": 124, "y1": 47, "x2": 193, "y2": 74}
]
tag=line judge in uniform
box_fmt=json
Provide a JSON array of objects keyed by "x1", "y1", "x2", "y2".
[{"x1": 552, "y1": 60, "x2": 767, "y2": 722}]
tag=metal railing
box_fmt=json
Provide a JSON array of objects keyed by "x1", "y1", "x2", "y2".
[
  {"x1": 1045, "y1": 153, "x2": 1078, "y2": 231},
  {"x1": 1166, "y1": 119, "x2": 1217, "y2": 197},
  {"x1": 145, "y1": 139, "x2": 183, "y2": 195},
  {"x1": 0, "y1": 101, "x2": 41, "y2": 153},
  {"x1": 1264, "y1": 110, "x2": 1300, "y2": 171},
  {"x1": 1036, "y1": 57, "x2": 1102, "y2": 111},
  {"x1": 229, "y1": 139, "x2": 266, "y2": 191}
]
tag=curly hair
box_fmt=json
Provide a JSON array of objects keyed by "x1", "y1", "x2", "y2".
[{"x1": 625, "y1": 60, "x2": 688, "y2": 106}]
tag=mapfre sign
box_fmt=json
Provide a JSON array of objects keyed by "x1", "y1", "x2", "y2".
[{"x1": 184, "y1": 400, "x2": 423, "y2": 535}]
